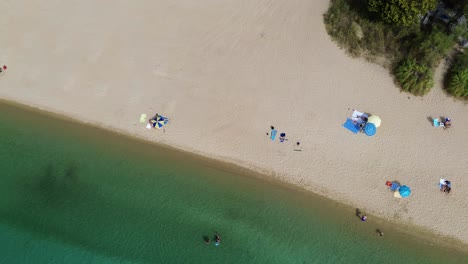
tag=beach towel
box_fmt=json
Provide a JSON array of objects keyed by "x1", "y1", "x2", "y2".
[
  {"x1": 343, "y1": 118, "x2": 360, "y2": 134},
  {"x1": 159, "y1": 115, "x2": 169, "y2": 124},
  {"x1": 433, "y1": 118, "x2": 440, "y2": 127},
  {"x1": 352, "y1": 110, "x2": 368, "y2": 124},
  {"x1": 439, "y1": 179, "x2": 445, "y2": 189},
  {"x1": 140, "y1": 114, "x2": 147, "y2": 123},
  {"x1": 270, "y1": 129, "x2": 277, "y2": 140}
]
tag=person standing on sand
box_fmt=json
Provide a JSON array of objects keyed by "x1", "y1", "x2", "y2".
[
  {"x1": 214, "y1": 232, "x2": 220, "y2": 246},
  {"x1": 361, "y1": 215, "x2": 367, "y2": 222}
]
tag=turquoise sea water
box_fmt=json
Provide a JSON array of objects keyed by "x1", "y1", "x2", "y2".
[{"x1": 0, "y1": 102, "x2": 466, "y2": 264}]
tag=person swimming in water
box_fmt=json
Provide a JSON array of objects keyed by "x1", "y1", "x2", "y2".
[{"x1": 214, "y1": 233, "x2": 220, "y2": 246}]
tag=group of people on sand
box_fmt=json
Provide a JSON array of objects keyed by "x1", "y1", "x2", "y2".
[
  {"x1": 440, "y1": 180, "x2": 452, "y2": 194},
  {"x1": 442, "y1": 117, "x2": 452, "y2": 129},
  {"x1": 267, "y1": 125, "x2": 301, "y2": 149}
]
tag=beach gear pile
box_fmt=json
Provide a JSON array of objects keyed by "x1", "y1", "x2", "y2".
[
  {"x1": 269, "y1": 126, "x2": 288, "y2": 142},
  {"x1": 342, "y1": 110, "x2": 381, "y2": 136},
  {"x1": 433, "y1": 117, "x2": 451, "y2": 128},
  {"x1": 386, "y1": 181, "x2": 411, "y2": 198},
  {"x1": 439, "y1": 179, "x2": 452, "y2": 193}
]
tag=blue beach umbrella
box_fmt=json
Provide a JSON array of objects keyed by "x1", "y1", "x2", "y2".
[
  {"x1": 155, "y1": 120, "x2": 165, "y2": 129},
  {"x1": 154, "y1": 116, "x2": 169, "y2": 129},
  {"x1": 399, "y1": 185, "x2": 411, "y2": 198},
  {"x1": 364, "y1": 123, "x2": 376, "y2": 136}
]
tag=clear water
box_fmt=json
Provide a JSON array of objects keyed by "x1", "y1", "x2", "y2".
[{"x1": 0, "y1": 102, "x2": 466, "y2": 264}]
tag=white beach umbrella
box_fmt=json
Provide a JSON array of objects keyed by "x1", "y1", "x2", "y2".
[{"x1": 367, "y1": 115, "x2": 381, "y2": 127}]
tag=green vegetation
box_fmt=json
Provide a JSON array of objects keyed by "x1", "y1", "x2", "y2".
[
  {"x1": 446, "y1": 52, "x2": 468, "y2": 98},
  {"x1": 368, "y1": 0, "x2": 437, "y2": 26},
  {"x1": 324, "y1": 0, "x2": 468, "y2": 97},
  {"x1": 396, "y1": 59, "x2": 433, "y2": 95}
]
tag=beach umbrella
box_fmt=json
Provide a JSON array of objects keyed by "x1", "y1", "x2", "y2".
[
  {"x1": 157, "y1": 115, "x2": 169, "y2": 124},
  {"x1": 155, "y1": 120, "x2": 165, "y2": 129},
  {"x1": 399, "y1": 185, "x2": 411, "y2": 198},
  {"x1": 367, "y1": 115, "x2": 381, "y2": 127},
  {"x1": 364, "y1": 123, "x2": 376, "y2": 136},
  {"x1": 154, "y1": 115, "x2": 170, "y2": 129}
]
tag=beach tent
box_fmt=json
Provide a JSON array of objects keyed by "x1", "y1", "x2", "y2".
[
  {"x1": 367, "y1": 115, "x2": 381, "y2": 127},
  {"x1": 399, "y1": 185, "x2": 411, "y2": 198},
  {"x1": 364, "y1": 123, "x2": 376, "y2": 136}
]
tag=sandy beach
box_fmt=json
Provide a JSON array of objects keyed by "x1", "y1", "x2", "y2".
[{"x1": 1, "y1": 0, "x2": 467, "y2": 244}]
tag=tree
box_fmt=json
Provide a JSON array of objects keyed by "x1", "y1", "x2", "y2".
[
  {"x1": 396, "y1": 58, "x2": 434, "y2": 95},
  {"x1": 368, "y1": 0, "x2": 437, "y2": 26},
  {"x1": 416, "y1": 29, "x2": 455, "y2": 66},
  {"x1": 447, "y1": 69, "x2": 468, "y2": 98}
]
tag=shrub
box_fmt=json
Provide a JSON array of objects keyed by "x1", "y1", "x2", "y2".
[
  {"x1": 368, "y1": 0, "x2": 437, "y2": 26},
  {"x1": 414, "y1": 29, "x2": 455, "y2": 67},
  {"x1": 395, "y1": 58, "x2": 434, "y2": 95},
  {"x1": 446, "y1": 52, "x2": 468, "y2": 98},
  {"x1": 447, "y1": 70, "x2": 468, "y2": 97}
]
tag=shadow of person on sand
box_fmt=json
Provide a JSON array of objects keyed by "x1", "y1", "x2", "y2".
[
  {"x1": 355, "y1": 208, "x2": 361, "y2": 219},
  {"x1": 376, "y1": 229, "x2": 384, "y2": 236},
  {"x1": 427, "y1": 116, "x2": 434, "y2": 126},
  {"x1": 202, "y1": 235, "x2": 210, "y2": 244}
]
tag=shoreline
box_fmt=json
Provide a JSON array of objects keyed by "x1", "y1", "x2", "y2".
[
  {"x1": 1, "y1": 0, "x2": 467, "y2": 248},
  {"x1": 1, "y1": 99, "x2": 467, "y2": 253}
]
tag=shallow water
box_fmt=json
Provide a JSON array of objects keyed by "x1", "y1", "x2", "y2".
[{"x1": 0, "y1": 102, "x2": 466, "y2": 264}]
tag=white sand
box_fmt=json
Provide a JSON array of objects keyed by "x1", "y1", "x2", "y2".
[{"x1": 1, "y1": 0, "x2": 467, "y2": 243}]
